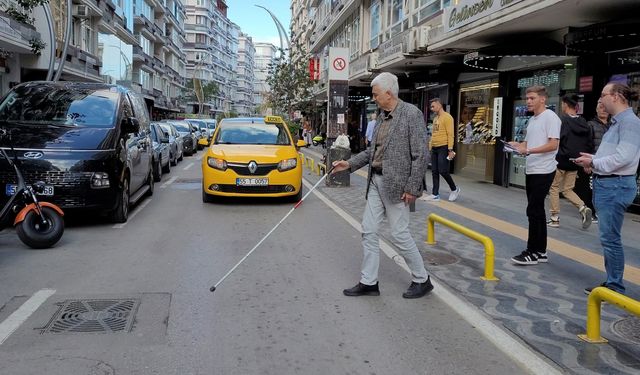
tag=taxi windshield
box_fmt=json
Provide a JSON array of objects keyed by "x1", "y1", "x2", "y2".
[{"x1": 214, "y1": 121, "x2": 291, "y2": 145}]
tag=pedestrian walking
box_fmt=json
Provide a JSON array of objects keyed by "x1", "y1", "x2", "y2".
[
  {"x1": 426, "y1": 98, "x2": 460, "y2": 202},
  {"x1": 584, "y1": 102, "x2": 612, "y2": 223},
  {"x1": 331, "y1": 72, "x2": 432, "y2": 299},
  {"x1": 365, "y1": 112, "x2": 378, "y2": 147},
  {"x1": 303, "y1": 118, "x2": 313, "y2": 145},
  {"x1": 509, "y1": 85, "x2": 561, "y2": 265},
  {"x1": 547, "y1": 94, "x2": 594, "y2": 229},
  {"x1": 575, "y1": 82, "x2": 640, "y2": 295}
]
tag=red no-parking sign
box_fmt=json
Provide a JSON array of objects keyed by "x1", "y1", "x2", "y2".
[{"x1": 328, "y1": 48, "x2": 349, "y2": 80}]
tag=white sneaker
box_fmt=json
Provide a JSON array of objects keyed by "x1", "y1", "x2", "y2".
[
  {"x1": 448, "y1": 188, "x2": 461, "y2": 202},
  {"x1": 579, "y1": 205, "x2": 592, "y2": 229},
  {"x1": 425, "y1": 194, "x2": 440, "y2": 201}
]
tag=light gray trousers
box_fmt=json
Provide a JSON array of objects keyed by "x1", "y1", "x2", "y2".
[{"x1": 360, "y1": 174, "x2": 429, "y2": 285}]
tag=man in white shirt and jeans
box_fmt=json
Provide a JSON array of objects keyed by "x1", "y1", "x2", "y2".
[{"x1": 509, "y1": 85, "x2": 561, "y2": 265}]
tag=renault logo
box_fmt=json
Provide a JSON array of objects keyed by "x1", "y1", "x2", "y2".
[
  {"x1": 248, "y1": 161, "x2": 258, "y2": 174},
  {"x1": 23, "y1": 151, "x2": 44, "y2": 159}
]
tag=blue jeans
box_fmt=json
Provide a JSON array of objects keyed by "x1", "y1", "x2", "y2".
[
  {"x1": 593, "y1": 175, "x2": 637, "y2": 293},
  {"x1": 360, "y1": 174, "x2": 428, "y2": 285}
]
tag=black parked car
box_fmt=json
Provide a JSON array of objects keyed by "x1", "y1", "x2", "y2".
[
  {"x1": 0, "y1": 82, "x2": 154, "y2": 223},
  {"x1": 150, "y1": 123, "x2": 171, "y2": 181}
]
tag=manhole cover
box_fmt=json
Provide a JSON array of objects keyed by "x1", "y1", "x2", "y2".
[
  {"x1": 42, "y1": 299, "x2": 140, "y2": 334},
  {"x1": 422, "y1": 251, "x2": 459, "y2": 266},
  {"x1": 612, "y1": 316, "x2": 640, "y2": 343}
]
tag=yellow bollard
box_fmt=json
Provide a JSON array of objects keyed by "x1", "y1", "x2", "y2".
[
  {"x1": 426, "y1": 214, "x2": 498, "y2": 281},
  {"x1": 578, "y1": 287, "x2": 640, "y2": 343}
]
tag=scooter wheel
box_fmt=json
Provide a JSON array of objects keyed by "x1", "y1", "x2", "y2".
[
  {"x1": 16, "y1": 207, "x2": 64, "y2": 249},
  {"x1": 312, "y1": 141, "x2": 318, "y2": 146}
]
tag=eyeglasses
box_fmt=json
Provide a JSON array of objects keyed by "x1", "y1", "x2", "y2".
[{"x1": 600, "y1": 92, "x2": 616, "y2": 98}]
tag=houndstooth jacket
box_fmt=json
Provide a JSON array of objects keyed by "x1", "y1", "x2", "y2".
[{"x1": 348, "y1": 99, "x2": 428, "y2": 203}]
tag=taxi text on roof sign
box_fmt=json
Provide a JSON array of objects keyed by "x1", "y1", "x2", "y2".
[{"x1": 264, "y1": 116, "x2": 284, "y2": 123}]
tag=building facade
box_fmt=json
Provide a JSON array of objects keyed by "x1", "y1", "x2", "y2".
[
  {"x1": 10, "y1": 0, "x2": 186, "y2": 117},
  {"x1": 253, "y1": 42, "x2": 277, "y2": 115},
  {"x1": 233, "y1": 32, "x2": 256, "y2": 116},
  {"x1": 292, "y1": 0, "x2": 640, "y2": 210},
  {"x1": 184, "y1": 0, "x2": 239, "y2": 117}
]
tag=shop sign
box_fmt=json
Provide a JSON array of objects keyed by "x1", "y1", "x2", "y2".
[
  {"x1": 349, "y1": 55, "x2": 369, "y2": 77},
  {"x1": 444, "y1": 0, "x2": 524, "y2": 33},
  {"x1": 378, "y1": 38, "x2": 404, "y2": 65},
  {"x1": 492, "y1": 97, "x2": 503, "y2": 137},
  {"x1": 579, "y1": 76, "x2": 593, "y2": 93},
  {"x1": 517, "y1": 72, "x2": 559, "y2": 88}
]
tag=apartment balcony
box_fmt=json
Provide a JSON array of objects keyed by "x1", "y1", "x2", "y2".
[{"x1": 0, "y1": 11, "x2": 40, "y2": 54}]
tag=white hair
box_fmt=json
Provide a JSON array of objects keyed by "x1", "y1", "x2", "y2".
[{"x1": 371, "y1": 72, "x2": 399, "y2": 98}]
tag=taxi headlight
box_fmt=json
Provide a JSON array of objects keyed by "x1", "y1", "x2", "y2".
[
  {"x1": 278, "y1": 158, "x2": 297, "y2": 172},
  {"x1": 207, "y1": 157, "x2": 227, "y2": 171}
]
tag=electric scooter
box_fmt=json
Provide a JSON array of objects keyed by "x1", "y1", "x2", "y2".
[{"x1": 0, "y1": 129, "x2": 64, "y2": 248}]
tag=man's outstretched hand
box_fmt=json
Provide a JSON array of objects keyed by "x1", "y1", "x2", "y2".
[{"x1": 331, "y1": 160, "x2": 350, "y2": 174}]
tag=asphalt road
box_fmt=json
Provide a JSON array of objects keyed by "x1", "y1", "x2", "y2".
[{"x1": 0, "y1": 152, "x2": 528, "y2": 375}]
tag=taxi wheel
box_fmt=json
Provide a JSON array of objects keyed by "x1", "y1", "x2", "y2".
[
  {"x1": 287, "y1": 188, "x2": 303, "y2": 203},
  {"x1": 202, "y1": 186, "x2": 215, "y2": 203}
]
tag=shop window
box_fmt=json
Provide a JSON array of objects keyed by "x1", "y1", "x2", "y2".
[
  {"x1": 370, "y1": 1, "x2": 381, "y2": 50},
  {"x1": 454, "y1": 81, "x2": 499, "y2": 182}
]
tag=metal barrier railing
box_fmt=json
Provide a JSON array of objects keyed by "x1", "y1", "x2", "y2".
[
  {"x1": 426, "y1": 213, "x2": 498, "y2": 281},
  {"x1": 578, "y1": 287, "x2": 640, "y2": 343}
]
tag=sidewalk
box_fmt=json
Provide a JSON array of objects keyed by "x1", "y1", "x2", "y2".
[{"x1": 300, "y1": 146, "x2": 640, "y2": 375}]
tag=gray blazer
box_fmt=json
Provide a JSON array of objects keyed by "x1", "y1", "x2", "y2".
[{"x1": 348, "y1": 100, "x2": 428, "y2": 203}]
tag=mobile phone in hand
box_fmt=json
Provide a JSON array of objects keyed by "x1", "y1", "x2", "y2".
[{"x1": 569, "y1": 158, "x2": 577, "y2": 162}]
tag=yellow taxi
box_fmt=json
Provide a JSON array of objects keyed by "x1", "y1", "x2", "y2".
[{"x1": 202, "y1": 116, "x2": 305, "y2": 202}]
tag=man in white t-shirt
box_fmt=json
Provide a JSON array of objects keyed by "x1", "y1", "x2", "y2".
[{"x1": 509, "y1": 85, "x2": 561, "y2": 265}]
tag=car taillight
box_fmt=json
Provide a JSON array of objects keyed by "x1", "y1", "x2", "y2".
[
  {"x1": 207, "y1": 157, "x2": 227, "y2": 171},
  {"x1": 278, "y1": 158, "x2": 297, "y2": 172}
]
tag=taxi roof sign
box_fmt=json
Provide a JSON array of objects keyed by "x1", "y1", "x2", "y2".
[{"x1": 264, "y1": 116, "x2": 284, "y2": 123}]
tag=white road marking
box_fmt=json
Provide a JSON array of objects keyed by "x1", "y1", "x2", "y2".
[
  {"x1": 112, "y1": 199, "x2": 152, "y2": 229},
  {"x1": 161, "y1": 176, "x2": 177, "y2": 189},
  {"x1": 183, "y1": 162, "x2": 194, "y2": 170},
  {"x1": 0, "y1": 289, "x2": 56, "y2": 345},
  {"x1": 302, "y1": 178, "x2": 562, "y2": 375}
]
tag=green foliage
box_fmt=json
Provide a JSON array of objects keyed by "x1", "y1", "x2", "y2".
[
  {"x1": 286, "y1": 120, "x2": 300, "y2": 140},
  {"x1": 181, "y1": 80, "x2": 219, "y2": 103},
  {"x1": 265, "y1": 40, "x2": 315, "y2": 121},
  {"x1": 29, "y1": 38, "x2": 45, "y2": 56}
]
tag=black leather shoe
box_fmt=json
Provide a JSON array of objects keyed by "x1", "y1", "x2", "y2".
[
  {"x1": 402, "y1": 277, "x2": 434, "y2": 299},
  {"x1": 343, "y1": 282, "x2": 380, "y2": 296}
]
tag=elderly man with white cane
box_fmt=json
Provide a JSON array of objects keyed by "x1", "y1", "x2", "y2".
[{"x1": 332, "y1": 72, "x2": 432, "y2": 299}]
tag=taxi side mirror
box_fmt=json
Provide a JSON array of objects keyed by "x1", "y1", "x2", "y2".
[{"x1": 296, "y1": 140, "x2": 306, "y2": 148}]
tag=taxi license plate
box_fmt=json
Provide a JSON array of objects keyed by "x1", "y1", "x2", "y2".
[
  {"x1": 236, "y1": 178, "x2": 268, "y2": 186},
  {"x1": 6, "y1": 184, "x2": 54, "y2": 196}
]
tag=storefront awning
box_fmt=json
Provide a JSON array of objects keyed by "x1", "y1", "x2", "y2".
[
  {"x1": 565, "y1": 21, "x2": 640, "y2": 54},
  {"x1": 463, "y1": 38, "x2": 572, "y2": 72}
]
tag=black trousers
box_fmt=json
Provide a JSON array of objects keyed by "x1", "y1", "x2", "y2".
[
  {"x1": 431, "y1": 146, "x2": 457, "y2": 196},
  {"x1": 525, "y1": 172, "x2": 556, "y2": 253}
]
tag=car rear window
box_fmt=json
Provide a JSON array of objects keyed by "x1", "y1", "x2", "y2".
[
  {"x1": 0, "y1": 85, "x2": 119, "y2": 127},
  {"x1": 172, "y1": 123, "x2": 190, "y2": 132},
  {"x1": 214, "y1": 122, "x2": 291, "y2": 145}
]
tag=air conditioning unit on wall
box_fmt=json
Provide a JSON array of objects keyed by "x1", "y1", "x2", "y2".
[
  {"x1": 73, "y1": 5, "x2": 90, "y2": 18},
  {"x1": 368, "y1": 52, "x2": 379, "y2": 71},
  {"x1": 418, "y1": 26, "x2": 431, "y2": 48}
]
